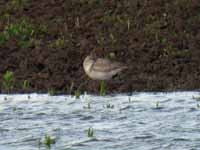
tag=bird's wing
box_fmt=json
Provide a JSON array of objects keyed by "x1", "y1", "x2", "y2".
[{"x1": 93, "y1": 58, "x2": 125, "y2": 72}]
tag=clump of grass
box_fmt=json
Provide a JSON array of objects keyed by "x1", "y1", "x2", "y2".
[
  {"x1": 22, "y1": 80, "x2": 29, "y2": 89},
  {"x1": 96, "y1": 33, "x2": 105, "y2": 46},
  {"x1": 85, "y1": 127, "x2": 94, "y2": 137},
  {"x1": 74, "y1": 89, "x2": 81, "y2": 99},
  {"x1": 8, "y1": 0, "x2": 30, "y2": 11},
  {"x1": 99, "y1": 81, "x2": 106, "y2": 96},
  {"x1": 48, "y1": 88, "x2": 55, "y2": 96},
  {"x1": 109, "y1": 33, "x2": 117, "y2": 44},
  {"x1": 1, "y1": 17, "x2": 35, "y2": 48},
  {"x1": 29, "y1": 38, "x2": 42, "y2": 49},
  {"x1": 2, "y1": 71, "x2": 14, "y2": 93},
  {"x1": 0, "y1": 31, "x2": 9, "y2": 45},
  {"x1": 43, "y1": 134, "x2": 56, "y2": 148},
  {"x1": 38, "y1": 24, "x2": 48, "y2": 33},
  {"x1": 48, "y1": 35, "x2": 65, "y2": 48}
]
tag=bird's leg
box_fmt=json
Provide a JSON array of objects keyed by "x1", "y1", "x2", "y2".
[{"x1": 77, "y1": 76, "x2": 90, "y2": 91}]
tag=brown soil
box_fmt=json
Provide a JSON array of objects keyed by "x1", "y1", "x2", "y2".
[{"x1": 0, "y1": 0, "x2": 200, "y2": 94}]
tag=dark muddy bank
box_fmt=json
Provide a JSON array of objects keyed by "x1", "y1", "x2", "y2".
[{"x1": 0, "y1": 0, "x2": 200, "y2": 94}]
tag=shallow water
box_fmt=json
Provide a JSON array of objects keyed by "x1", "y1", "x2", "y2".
[{"x1": 0, "y1": 92, "x2": 200, "y2": 150}]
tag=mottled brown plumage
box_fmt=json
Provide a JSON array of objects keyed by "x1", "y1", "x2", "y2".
[{"x1": 83, "y1": 55, "x2": 127, "y2": 80}]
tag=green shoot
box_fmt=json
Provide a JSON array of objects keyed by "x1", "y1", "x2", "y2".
[
  {"x1": 48, "y1": 88, "x2": 55, "y2": 96},
  {"x1": 156, "y1": 101, "x2": 160, "y2": 108},
  {"x1": 43, "y1": 134, "x2": 55, "y2": 148},
  {"x1": 49, "y1": 35, "x2": 65, "y2": 48},
  {"x1": 197, "y1": 104, "x2": 200, "y2": 109},
  {"x1": 22, "y1": 80, "x2": 29, "y2": 89},
  {"x1": 74, "y1": 89, "x2": 81, "y2": 99},
  {"x1": 85, "y1": 127, "x2": 94, "y2": 137},
  {"x1": 99, "y1": 81, "x2": 106, "y2": 96},
  {"x1": 2, "y1": 71, "x2": 14, "y2": 93},
  {"x1": 105, "y1": 103, "x2": 114, "y2": 109},
  {"x1": 2, "y1": 17, "x2": 35, "y2": 48},
  {"x1": 12, "y1": 106, "x2": 17, "y2": 111}
]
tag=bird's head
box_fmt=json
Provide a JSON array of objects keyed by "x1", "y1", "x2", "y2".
[{"x1": 83, "y1": 55, "x2": 95, "y2": 72}]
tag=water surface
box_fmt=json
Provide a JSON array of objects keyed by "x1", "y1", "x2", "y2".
[{"x1": 0, "y1": 92, "x2": 200, "y2": 150}]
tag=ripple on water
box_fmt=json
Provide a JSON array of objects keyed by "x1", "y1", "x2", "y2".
[{"x1": 0, "y1": 92, "x2": 200, "y2": 150}]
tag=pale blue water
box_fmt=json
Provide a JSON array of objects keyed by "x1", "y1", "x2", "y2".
[{"x1": 0, "y1": 92, "x2": 200, "y2": 150}]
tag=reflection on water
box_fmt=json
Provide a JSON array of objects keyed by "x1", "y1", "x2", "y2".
[{"x1": 0, "y1": 92, "x2": 200, "y2": 150}]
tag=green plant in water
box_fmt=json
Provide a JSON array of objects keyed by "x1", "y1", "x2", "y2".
[
  {"x1": 105, "y1": 103, "x2": 114, "y2": 109},
  {"x1": 2, "y1": 71, "x2": 14, "y2": 93},
  {"x1": 197, "y1": 104, "x2": 200, "y2": 109},
  {"x1": 74, "y1": 90, "x2": 81, "y2": 99},
  {"x1": 22, "y1": 80, "x2": 29, "y2": 89},
  {"x1": 155, "y1": 101, "x2": 163, "y2": 109},
  {"x1": 85, "y1": 127, "x2": 94, "y2": 137},
  {"x1": 12, "y1": 106, "x2": 17, "y2": 111},
  {"x1": 156, "y1": 101, "x2": 160, "y2": 108},
  {"x1": 43, "y1": 134, "x2": 55, "y2": 148},
  {"x1": 99, "y1": 81, "x2": 106, "y2": 96},
  {"x1": 83, "y1": 103, "x2": 91, "y2": 109}
]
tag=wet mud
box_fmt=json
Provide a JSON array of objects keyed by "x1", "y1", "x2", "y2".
[{"x1": 0, "y1": 0, "x2": 200, "y2": 94}]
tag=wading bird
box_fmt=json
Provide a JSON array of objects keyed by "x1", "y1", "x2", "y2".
[{"x1": 83, "y1": 55, "x2": 127, "y2": 80}]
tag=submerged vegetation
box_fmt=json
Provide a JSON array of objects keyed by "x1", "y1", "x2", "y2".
[
  {"x1": 104, "y1": 103, "x2": 114, "y2": 109},
  {"x1": 43, "y1": 134, "x2": 56, "y2": 148},
  {"x1": 85, "y1": 127, "x2": 95, "y2": 137}
]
